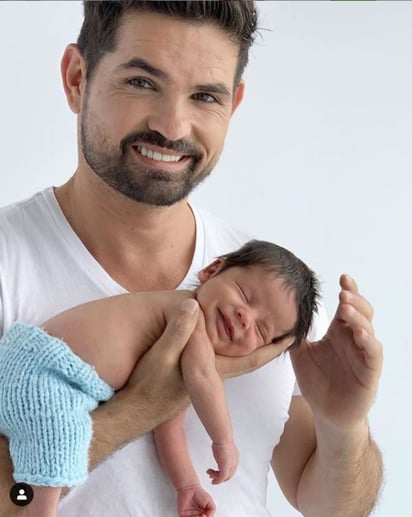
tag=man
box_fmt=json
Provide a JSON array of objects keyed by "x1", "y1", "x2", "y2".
[{"x1": 0, "y1": 2, "x2": 383, "y2": 516}]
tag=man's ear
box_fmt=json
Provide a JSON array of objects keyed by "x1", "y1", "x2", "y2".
[
  {"x1": 61, "y1": 44, "x2": 87, "y2": 114},
  {"x1": 231, "y1": 79, "x2": 245, "y2": 115},
  {"x1": 198, "y1": 258, "x2": 225, "y2": 283}
]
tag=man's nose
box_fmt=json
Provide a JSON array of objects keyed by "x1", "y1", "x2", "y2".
[{"x1": 147, "y1": 98, "x2": 191, "y2": 142}]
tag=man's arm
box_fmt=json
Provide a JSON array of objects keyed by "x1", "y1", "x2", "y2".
[
  {"x1": 272, "y1": 275, "x2": 383, "y2": 517},
  {"x1": 0, "y1": 299, "x2": 199, "y2": 517},
  {"x1": 0, "y1": 298, "x2": 290, "y2": 517},
  {"x1": 272, "y1": 396, "x2": 383, "y2": 517}
]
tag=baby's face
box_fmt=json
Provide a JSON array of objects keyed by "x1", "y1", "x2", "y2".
[{"x1": 196, "y1": 263, "x2": 298, "y2": 357}]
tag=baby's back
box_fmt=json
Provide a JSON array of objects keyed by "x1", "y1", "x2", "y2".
[{"x1": 43, "y1": 289, "x2": 193, "y2": 390}]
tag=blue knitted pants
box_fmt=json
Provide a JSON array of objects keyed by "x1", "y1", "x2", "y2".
[{"x1": 0, "y1": 323, "x2": 114, "y2": 486}]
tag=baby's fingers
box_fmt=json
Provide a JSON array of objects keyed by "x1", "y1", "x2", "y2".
[{"x1": 207, "y1": 468, "x2": 225, "y2": 485}]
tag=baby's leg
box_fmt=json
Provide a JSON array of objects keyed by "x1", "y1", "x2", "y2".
[
  {"x1": 0, "y1": 324, "x2": 113, "y2": 512},
  {"x1": 27, "y1": 486, "x2": 61, "y2": 517}
]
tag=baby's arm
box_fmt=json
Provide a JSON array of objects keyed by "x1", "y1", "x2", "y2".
[
  {"x1": 181, "y1": 313, "x2": 239, "y2": 484},
  {"x1": 154, "y1": 413, "x2": 215, "y2": 517}
]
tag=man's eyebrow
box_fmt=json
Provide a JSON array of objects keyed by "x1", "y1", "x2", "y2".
[
  {"x1": 117, "y1": 58, "x2": 168, "y2": 80},
  {"x1": 194, "y1": 83, "x2": 232, "y2": 98},
  {"x1": 116, "y1": 58, "x2": 232, "y2": 98}
]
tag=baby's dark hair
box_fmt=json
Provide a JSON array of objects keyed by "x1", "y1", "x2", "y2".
[{"x1": 218, "y1": 240, "x2": 320, "y2": 349}]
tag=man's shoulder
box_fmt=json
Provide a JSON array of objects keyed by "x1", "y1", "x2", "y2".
[
  {"x1": 0, "y1": 188, "x2": 52, "y2": 229},
  {"x1": 0, "y1": 188, "x2": 55, "y2": 256}
]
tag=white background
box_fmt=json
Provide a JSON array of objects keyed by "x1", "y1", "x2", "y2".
[{"x1": 1, "y1": 1, "x2": 411, "y2": 515}]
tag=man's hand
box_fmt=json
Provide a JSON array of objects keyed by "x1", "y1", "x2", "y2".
[
  {"x1": 90, "y1": 297, "x2": 284, "y2": 472},
  {"x1": 281, "y1": 275, "x2": 383, "y2": 516},
  {"x1": 290, "y1": 274, "x2": 383, "y2": 431},
  {"x1": 90, "y1": 299, "x2": 199, "y2": 469},
  {"x1": 123, "y1": 298, "x2": 200, "y2": 420},
  {"x1": 216, "y1": 341, "x2": 288, "y2": 380}
]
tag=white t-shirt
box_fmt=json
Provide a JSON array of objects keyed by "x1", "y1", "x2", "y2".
[{"x1": 0, "y1": 188, "x2": 329, "y2": 516}]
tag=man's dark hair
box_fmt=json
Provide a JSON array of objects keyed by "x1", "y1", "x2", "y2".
[
  {"x1": 218, "y1": 240, "x2": 320, "y2": 349},
  {"x1": 77, "y1": 1, "x2": 258, "y2": 86}
]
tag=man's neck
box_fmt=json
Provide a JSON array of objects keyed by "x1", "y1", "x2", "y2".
[{"x1": 55, "y1": 172, "x2": 196, "y2": 292}]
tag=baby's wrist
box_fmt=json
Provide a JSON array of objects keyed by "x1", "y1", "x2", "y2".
[
  {"x1": 212, "y1": 440, "x2": 235, "y2": 449},
  {"x1": 177, "y1": 483, "x2": 200, "y2": 492}
]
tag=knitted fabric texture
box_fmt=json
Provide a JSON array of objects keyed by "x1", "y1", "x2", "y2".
[{"x1": 0, "y1": 322, "x2": 114, "y2": 486}]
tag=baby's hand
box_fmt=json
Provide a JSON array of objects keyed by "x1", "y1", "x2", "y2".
[
  {"x1": 177, "y1": 484, "x2": 215, "y2": 517},
  {"x1": 207, "y1": 441, "x2": 239, "y2": 485}
]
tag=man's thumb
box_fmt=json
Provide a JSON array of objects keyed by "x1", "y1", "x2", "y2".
[{"x1": 156, "y1": 298, "x2": 199, "y2": 358}]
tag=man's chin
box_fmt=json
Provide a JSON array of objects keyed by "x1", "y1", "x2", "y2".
[{"x1": 117, "y1": 185, "x2": 192, "y2": 207}]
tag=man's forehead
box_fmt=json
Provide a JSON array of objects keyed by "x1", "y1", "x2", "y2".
[{"x1": 109, "y1": 12, "x2": 239, "y2": 81}]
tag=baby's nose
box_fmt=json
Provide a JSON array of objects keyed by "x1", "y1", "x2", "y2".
[{"x1": 235, "y1": 307, "x2": 252, "y2": 330}]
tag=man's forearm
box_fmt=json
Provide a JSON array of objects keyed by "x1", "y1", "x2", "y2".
[
  {"x1": 297, "y1": 421, "x2": 383, "y2": 517},
  {"x1": 89, "y1": 387, "x2": 172, "y2": 469},
  {"x1": 1, "y1": 377, "x2": 187, "y2": 514}
]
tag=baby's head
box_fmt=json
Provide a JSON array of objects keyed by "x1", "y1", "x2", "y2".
[{"x1": 196, "y1": 240, "x2": 320, "y2": 357}]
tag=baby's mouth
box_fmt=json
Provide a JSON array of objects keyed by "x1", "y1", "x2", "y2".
[{"x1": 219, "y1": 310, "x2": 234, "y2": 341}]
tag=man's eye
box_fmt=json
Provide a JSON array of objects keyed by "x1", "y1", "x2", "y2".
[
  {"x1": 192, "y1": 92, "x2": 218, "y2": 104},
  {"x1": 127, "y1": 77, "x2": 155, "y2": 90}
]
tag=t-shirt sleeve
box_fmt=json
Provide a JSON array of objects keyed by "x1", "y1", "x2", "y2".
[{"x1": 292, "y1": 300, "x2": 330, "y2": 396}]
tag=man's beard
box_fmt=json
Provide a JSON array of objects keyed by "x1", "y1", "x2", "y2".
[{"x1": 80, "y1": 111, "x2": 211, "y2": 207}]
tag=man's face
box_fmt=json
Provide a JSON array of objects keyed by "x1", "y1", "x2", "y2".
[
  {"x1": 78, "y1": 12, "x2": 244, "y2": 206},
  {"x1": 196, "y1": 263, "x2": 298, "y2": 357}
]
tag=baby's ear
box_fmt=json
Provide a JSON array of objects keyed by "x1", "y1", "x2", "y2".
[{"x1": 198, "y1": 258, "x2": 225, "y2": 283}]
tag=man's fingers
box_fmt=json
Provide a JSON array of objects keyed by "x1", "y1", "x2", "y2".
[
  {"x1": 353, "y1": 328, "x2": 383, "y2": 374},
  {"x1": 339, "y1": 274, "x2": 374, "y2": 321},
  {"x1": 340, "y1": 273, "x2": 358, "y2": 292},
  {"x1": 217, "y1": 342, "x2": 285, "y2": 379},
  {"x1": 124, "y1": 299, "x2": 198, "y2": 419},
  {"x1": 338, "y1": 303, "x2": 374, "y2": 336},
  {"x1": 152, "y1": 299, "x2": 199, "y2": 363},
  {"x1": 246, "y1": 342, "x2": 286, "y2": 371}
]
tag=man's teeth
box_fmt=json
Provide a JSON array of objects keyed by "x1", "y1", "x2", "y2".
[{"x1": 137, "y1": 146, "x2": 182, "y2": 163}]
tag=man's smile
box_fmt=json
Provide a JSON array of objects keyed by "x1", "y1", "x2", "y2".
[
  {"x1": 137, "y1": 145, "x2": 182, "y2": 163},
  {"x1": 131, "y1": 144, "x2": 192, "y2": 171}
]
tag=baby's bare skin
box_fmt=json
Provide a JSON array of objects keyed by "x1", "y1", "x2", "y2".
[
  {"x1": 43, "y1": 289, "x2": 193, "y2": 390},
  {"x1": 33, "y1": 265, "x2": 298, "y2": 517}
]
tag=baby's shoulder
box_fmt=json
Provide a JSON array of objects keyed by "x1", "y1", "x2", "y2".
[
  {"x1": 157, "y1": 289, "x2": 195, "y2": 318},
  {"x1": 125, "y1": 289, "x2": 196, "y2": 327}
]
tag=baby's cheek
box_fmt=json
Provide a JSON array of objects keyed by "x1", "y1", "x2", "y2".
[{"x1": 239, "y1": 338, "x2": 259, "y2": 356}]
